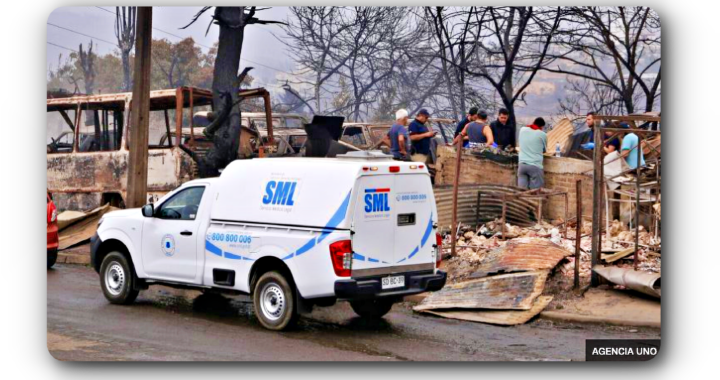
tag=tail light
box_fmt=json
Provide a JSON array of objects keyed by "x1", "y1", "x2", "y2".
[
  {"x1": 434, "y1": 233, "x2": 443, "y2": 268},
  {"x1": 48, "y1": 201, "x2": 57, "y2": 224},
  {"x1": 329, "y1": 239, "x2": 353, "y2": 277},
  {"x1": 389, "y1": 166, "x2": 400, "y2": 173}
]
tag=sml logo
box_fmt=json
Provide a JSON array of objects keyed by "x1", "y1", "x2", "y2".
[
  {"x1": 161, "y1": 234, "x2": 175, "y2": 257},
  {"x1": 263, "y1": 181, "x2": 297, "y2": 206},
  {"x1": 364, "y1": 188, "x2": 391, "y2": 212}
]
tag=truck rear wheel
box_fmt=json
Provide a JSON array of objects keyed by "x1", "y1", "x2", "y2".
[
  {"x1": 100, "y1": 252, "x2": 139, "y2": 305},
  {"x1": 253, "y1": 271, "x2": 298, "y2": 331},
  {"x1": 350, "y1": 298, "x2": 394, "y2": 319}
]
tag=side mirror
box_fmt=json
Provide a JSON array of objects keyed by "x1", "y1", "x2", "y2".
[{"x1": 141, "y1": 204, "x2": 154, "y2": 218}]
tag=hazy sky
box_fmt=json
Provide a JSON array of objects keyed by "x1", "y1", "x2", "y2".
[
  {"x1": 46, "y1": 6, "x2": 659, "y2": 122},
  {"x1": 46, "y1": 6, "x2": 294, "y2": 90}
]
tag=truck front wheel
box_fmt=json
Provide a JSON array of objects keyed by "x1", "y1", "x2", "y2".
[
  {"x1": 350, "y1": 298, "x2": 394, "y2": 319},
  {"x1": 253, "y1": 271, "x2": 298, "y2": 331},
  {"x1": 100, "y1": 252, "x2": 139, "y2": 305}
]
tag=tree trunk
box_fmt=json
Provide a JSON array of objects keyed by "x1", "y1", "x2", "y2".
[
  {"x1": 121, "y1": 52, "x2": 132, "y2": 91},
  {"x1": 201, "y1": 7, "x2": 246, "y2": 177}
]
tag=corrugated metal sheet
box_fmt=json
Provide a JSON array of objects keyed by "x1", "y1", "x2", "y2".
[
  {"x1": 468, "y1": 239, "x2": 571, "y2": 279},
  {"x1": 434, "y1": 184, "x2": 540, "y2": 230},
  {"x1": 417, "y1": 295, "x2": 553, "y2": 326},
  {"x1": 414, "y1": 270, "x2": 548, "y2": 311}
]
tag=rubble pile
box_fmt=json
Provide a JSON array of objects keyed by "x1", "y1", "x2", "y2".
[
  {"x1": 422, "y1": 217, "x2": 661, "y2": 326},
  {"x1": 442, "y1": 218, "x2": 661, "y2": 284}
]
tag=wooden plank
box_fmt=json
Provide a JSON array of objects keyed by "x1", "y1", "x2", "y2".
[
  {"x1": 544, "y1": 118, "x2": 573, "y2": 156},
  {"x1": 602, "y1": 247, "x2": 635, "y2": 263},
  {"x1": 58, "y1": 205, "x2": 116, "y2": 250},
  {"x1": 414, "y1": 270, "x2": 548, "y2": 311},
  {"x1": 417, "y1": 296, "x2": 553, "y2": 326}
]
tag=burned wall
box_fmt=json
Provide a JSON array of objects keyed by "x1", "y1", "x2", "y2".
[{"x1": 435, "y1": 146, "x2": 596, "y2": 221}]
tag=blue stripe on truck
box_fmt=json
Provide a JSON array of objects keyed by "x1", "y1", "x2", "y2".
[
  {"x1": 205, "y1": 190, "x2": 352, "y2": 263},
  {"x1": 394, "y1": 212, "x2": 434, "y2": 264},
  {"x1": 205, "y1": 240, "x2": 256, "y2": 261}
]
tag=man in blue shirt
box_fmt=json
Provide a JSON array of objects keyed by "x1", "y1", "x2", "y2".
[
  {"x1": 408, "y1": 108, "x2": 437, "y2": 163},
  {"x1": 620, "y1": 130, "x2": 646, "y2": 169},
  {"x1": 388, "y1": 109, "x2": 411, "y2": 160}
]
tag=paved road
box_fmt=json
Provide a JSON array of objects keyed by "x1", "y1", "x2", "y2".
[{"x1": 47, "y1": 264, "x2": 660, "y2": 361}]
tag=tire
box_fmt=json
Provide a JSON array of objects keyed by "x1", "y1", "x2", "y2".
[
  {"x1": 47, "y1": 249, "x2": 58, "y2": 269},
  {"x1": 252, "y1": 271, "x2": 298, "y2": 331},
  {"x1": 350, "y1": 298, "x2": 395, "y2": 319},
  {"x1": 99, "y1": 252, "x2": 139, "y2": 305}
]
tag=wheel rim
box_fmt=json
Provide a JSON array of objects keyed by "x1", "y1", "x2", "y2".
[
  {"x1": 105, "y1": 262, "x2": 125, "y2": 296},
  {"x1": 259, "y1": 282, "x2": 285, "y2": 321}
]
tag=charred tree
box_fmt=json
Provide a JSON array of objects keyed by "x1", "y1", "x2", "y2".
[
  {"x1": 181, "y1": 6, "x2": 283, "y2": 177},
  {"x1": 545, "y1": 6, "x2": 661, "y2": 114},
  {"x1": 115, "y1": 6, "x2": 137, "y2": 92},
  {"x1": 78, "y1": 42, "x2": 96, "y2": 95}
]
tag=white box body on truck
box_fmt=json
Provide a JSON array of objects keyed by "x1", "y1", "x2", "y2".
[{"x1": 91, "y1": 151, "x2": 446, "y2": 330}]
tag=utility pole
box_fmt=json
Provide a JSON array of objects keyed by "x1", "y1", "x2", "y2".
[
  {"x1": 590, "y1": 122, "x2": 603, "y2": 286},
  {"x1": 126, "y1": 7, "x2": 153, "y2": 208}
]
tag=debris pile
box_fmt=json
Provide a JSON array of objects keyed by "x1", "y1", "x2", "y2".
[
  {"x1": 443, "y1": 218, "x2": 661, "y2": 285},
  {"x1": 415, "y1": 239, "x2": 570, "y2": 325},
  {"x1": 420, "y1": 217, "x2": 662, "y2": 325}
]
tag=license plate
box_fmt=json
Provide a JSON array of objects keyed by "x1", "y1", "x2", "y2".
[{"x1": 381, "y1": 275, "x2": 405, "y2": 289}]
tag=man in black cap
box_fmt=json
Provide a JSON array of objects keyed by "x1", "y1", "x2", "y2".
[
  {"x1": 454, "y1": 107, "x2": 479, "y2": 140},
  {"x1": 408, "y1": 108, "x2": 437, "y2": 163}
]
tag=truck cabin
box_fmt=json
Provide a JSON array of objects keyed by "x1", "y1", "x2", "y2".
[{"x1": 46, "y1": 87, "x2": 275, "y2": 211}]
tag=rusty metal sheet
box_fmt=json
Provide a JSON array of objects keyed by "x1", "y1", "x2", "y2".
[
  {"x1": 434, "y1": 184, "x2": 540, "y2": 230},
  {"x1": 593, "y1": 266, "x2": 661, "y2": 298},
  {"x1": 468, "y1": 239, "x2": 571, "y2": 279},
  {"x1": 417, "y1": 296, "x2": 553, "y2": 326},
  {"x1": 58, "y1": 204, "x2": 117, "y2": 250},
  {"x1": 414, "y1": 270, "x2": 548, "y2": 311}
]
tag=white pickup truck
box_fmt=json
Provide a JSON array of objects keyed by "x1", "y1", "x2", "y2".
[{"x1": 91, "y1": 151, "x2": 446, "y2": 330}]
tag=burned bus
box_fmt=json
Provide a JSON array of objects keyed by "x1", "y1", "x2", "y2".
[{"x1": 47, "y1": 87, "x2": 275, "y2": 211}]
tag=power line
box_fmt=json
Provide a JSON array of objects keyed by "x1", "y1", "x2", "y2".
[
  {"x1": 47, "y1": 41, "x2": 78, "y2": 53},
  {"x1": 47, "y1": 22, "x2": 119, "y2": 48},
  {"x1": 95, "y1": 6, "x2": 204, "y2": 48}
]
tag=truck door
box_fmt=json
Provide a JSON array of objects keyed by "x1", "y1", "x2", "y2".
[
  {"x1": 141, "y1": 186, "x2": 206, "y2": 282},
  {"x1": 392, "y1": 174, "x2": 435, "y2": 269},
  {"x1": 351, "y1": 175, "x2": 396, "y2": 275}
]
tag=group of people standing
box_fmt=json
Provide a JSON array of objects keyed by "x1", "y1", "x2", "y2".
[
  {"x1": 452, "y1": 107, "x2": 516, "y2": 150},
  {"x1": 387, "y1": 108, "x2": 438, "y2": 164},
  {"x1": 384, "y1": 106, "x2": 550, "y2": 190},
  {"x1": 384, "y1": 107, "x2": 647, "y2": 192},
  {"x1": 451, "y1": 107, "x2": 548, "y2": 190},
  {"x1": 582, "y1": 112, "x2": 646, "y2": 170}
]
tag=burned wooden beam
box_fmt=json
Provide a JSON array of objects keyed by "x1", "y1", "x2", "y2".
[
  {"x1": 414, "y1": 270, "x2": 548, "y2": 311},
  {"x1": 468, "y1": 238, "x2": 571, "y2": 279}
]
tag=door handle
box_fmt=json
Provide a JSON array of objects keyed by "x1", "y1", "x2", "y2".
[{"x1": 180, "y1": 231, "x2": 193, "y2": 236}]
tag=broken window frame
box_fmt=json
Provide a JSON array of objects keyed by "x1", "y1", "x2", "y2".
[{"x1": 75, "y1": 100, "x2": 125, "y2": 153}]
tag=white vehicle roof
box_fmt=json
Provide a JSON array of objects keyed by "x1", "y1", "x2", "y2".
[{"x1": 210, "y1": 153, "x2": 427, "y2": 229}]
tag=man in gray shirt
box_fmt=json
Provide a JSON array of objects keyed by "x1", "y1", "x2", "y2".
[{"x1": 517, "y1": 117, "x2": 547, "y2": 189}]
